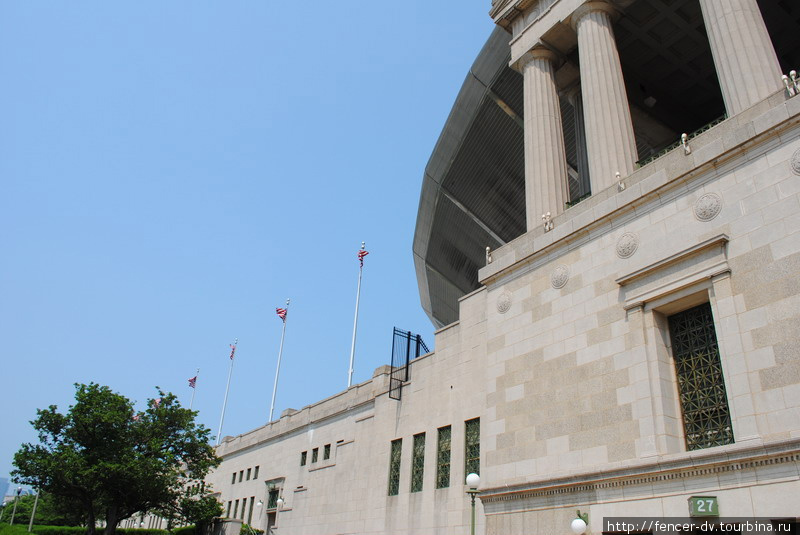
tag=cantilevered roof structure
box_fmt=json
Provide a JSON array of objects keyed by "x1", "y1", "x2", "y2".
[{"x1": 414, "y1": 0, "x2": 800, "y2": 328}]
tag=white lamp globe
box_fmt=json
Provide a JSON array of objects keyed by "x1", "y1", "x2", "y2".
[
  {"x1": 276, "y1": 498, "x2": 284, "y2": 510},
  {"x1": 571, "y1": 518, "x2": 587, "y2": 535},
  {"x1": 466, "y1": 473, "x2": 480, "y2": 489}
]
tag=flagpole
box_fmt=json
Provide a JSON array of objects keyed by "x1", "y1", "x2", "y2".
[
  {"x1": 269, "y1": 299, "x2": 290, "y2": 422},
  {"x1": 217, "y1": 340, "x2": 237, "y2": 445},
  {"x1": 348, "y1": 242, "x2": 367, "y2": 388},
  {"x1": 189, "y1": 368, "x2": 199, "y2": 410}
]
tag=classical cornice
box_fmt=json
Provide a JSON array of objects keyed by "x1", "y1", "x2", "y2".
[
  {"x1": 489, "y1": 0, "x2": 538, "y2": 28},
  {"x1": 479, "y1": 438, "x2": 800, "y2": 505}
]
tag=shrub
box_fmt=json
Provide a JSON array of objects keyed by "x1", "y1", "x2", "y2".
[{"x1": 171, "y1": 527, "x2": 195, "y2": 535}]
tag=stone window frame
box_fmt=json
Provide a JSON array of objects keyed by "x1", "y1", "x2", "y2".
[{"x1": 617, "y1": 234, "x2": 750, "y2": 456}]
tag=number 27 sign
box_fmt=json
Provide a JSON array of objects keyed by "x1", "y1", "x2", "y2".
[{"x1": 689, "y1": 496, "x2": 719, "y2": 516}]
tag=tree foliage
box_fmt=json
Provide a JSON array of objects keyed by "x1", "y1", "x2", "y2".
[
  {"x1": 0, "y1": 492, "x2": 85, "y2": 527},
  {"x1": 12, "y1": 383, "x2": 220, "y2": 535}
]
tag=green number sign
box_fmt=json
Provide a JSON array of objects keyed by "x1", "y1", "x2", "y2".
[{"x1": 688, "y1": 496, "x2": 719, "y2": 517}]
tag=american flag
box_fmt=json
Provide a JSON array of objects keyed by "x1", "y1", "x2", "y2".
[
  {"x1": 153, "y1": 398, "x2": 162, "y2": 408},
  {"x1": 229, "y1": 344, "x2": 237, "y2": 360},
  {"x1": 188, "y1": 376, "x2": 197, "y2": 389},
  {"x1": 357, "y1": 248, "x2": 369, "y2": 267},
  {"x1": 276, "y1": 307, "x2": 287, "y2": 321},
  {"x1": 132, "y1": 413, "x2": 140, "y2": 422}
]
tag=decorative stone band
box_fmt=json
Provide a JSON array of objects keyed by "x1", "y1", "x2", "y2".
[{"x1": 478, "y1": 437, "x2": 800, "y2": 510}]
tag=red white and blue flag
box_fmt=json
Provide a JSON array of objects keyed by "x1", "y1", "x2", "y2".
[
  {"x1": 229, "y1": 344, "x2": 236, "y2": 360},
  {"x1": 276, "y1": 307, "x2": 287, "y2": 321},
  {"x1": 188, "y1": 376, "x2": 197, "y2": 389},
  {"x1": 358, "y1": 248, "x2": 369, "y2": 267}
]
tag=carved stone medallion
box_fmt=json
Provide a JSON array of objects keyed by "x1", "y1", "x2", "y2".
[
  {"x1": 551, "y1": 265, "x2": 570, "y2": 289},
  {"x1": 616, "y1": 232, "x2": 639, "y2": 259},
  {"x1": 792, "y1": 149, "x2": 800, "y2": 176},
  {"x1": 694, "y1": 192, "x2": 722, "y2": 221},
  {"x1": 497, "y1": 291, "x2": 512, "y2": 314}
]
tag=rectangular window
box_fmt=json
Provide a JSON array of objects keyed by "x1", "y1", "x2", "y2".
[
  {"x1": 233, "y1": 499, "x2": 239, "y2": 518},
  {"x1": 465, "y1": 418, "x2": 480, "y2": 476},
  {"x1": 436, "y1": 426, "x2": 451, "y2": 489},
  {"x1": 323, "y1": 444, "x2": 331, "y2": 460},
  {"x1": 246, "y1": 468, "x2": 251, "y2": 480},
  {"x1": 239, "y1": 470, "x2": 244, "y2": 482},
  {"x1": 253, "y1": 466, "x2": 259, "y2": 479},
  {"x1": 226, "y1": 501, "x2": 231, "y2": 518},
  {"x1": 388, "y1": 439, "x2": 402, "y2": 496},
  {"x1": 231, "y1": 473, "x2": 236, "y2": 484},
  {"x1": 240, "y1": 498, "x2": 247, "y2": 520},
  {"x1": 267, "y1": 488, "x2": 279, "y2": 509},
  {"x1": 247, "y1": 497, "x2": 254, "y2": 525},
  {"x1": 668, "y1": 302, "x2": 734, "y2": 450},
  {"x1": 411, "y1": 433, "x2": 426, "y2": 492},
  {"x1": 300, "y1": 451, "x2": 307, "y2": 466},
  {"x1": 311, "y1": 448, "x2": 319, "y2": 463}
]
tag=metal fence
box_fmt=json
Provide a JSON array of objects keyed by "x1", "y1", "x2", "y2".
[{"x1": 389, "y1": 328, "x2": 430, "y2": 400}]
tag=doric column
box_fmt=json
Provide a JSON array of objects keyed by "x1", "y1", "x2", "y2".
[
  {"x1": 698, "y1": 0, "x2": 782, "y2": 116},
  {"x1": 519, "y1": 47, "x2": 570, "y2": 230},
  {"x1": 573, "y1": 1, "x2": 638, "y2": 193}
]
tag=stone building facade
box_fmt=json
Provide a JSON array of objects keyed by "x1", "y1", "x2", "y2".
[{"x1": 194, "y1": 1, "x2": 800, "y2": 534}]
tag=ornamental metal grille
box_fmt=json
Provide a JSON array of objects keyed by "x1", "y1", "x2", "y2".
[
  {"x1": 668, "y1": 302, "x2": 734, "y2": 451},
  {"x1": 464, "y1": 418, "x2": 480, "y2": 476},
  {"x1": 388, "y1": 439, "x2": 402, "y2": 496},
  {"x1": 436, "y1": 426, "x2": 451, "y2": 489},
  {"x1": 411, "y1": 433, "x2": 426, "y2": 492},
  {"x1": 267, "y1": 489, "x2": 279, "y2": 509}
]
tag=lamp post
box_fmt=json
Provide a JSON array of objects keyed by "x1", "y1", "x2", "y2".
[
  {"x1": 466, "y1": 473, "x2": 480, "y2": 535},
  {"x1": 571, "y1": 510, "x2": 589, "y2": 535},
  {"x1": 28, "y1": 489, "x2": 40, "y2": 532},
  {"x1": 9, "y1": 487, "x2": 22, "y2": 525},
  {"x1": 275, "y1": 498, "x2": 284, "y2": 531}
]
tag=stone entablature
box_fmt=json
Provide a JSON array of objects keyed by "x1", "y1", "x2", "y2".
[{"x1": 480, "y1": 437, "x2": 800, "y2": 509}]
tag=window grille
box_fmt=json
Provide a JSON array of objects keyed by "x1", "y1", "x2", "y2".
[
  {"x1": 388, "y1": 439, "x2": 402, "y2": 496},
  {"x1": 300, "y1": 451, "x2": 307, "y2": 466},
  {"x1": 267, "y1": 488, "x2": 279, "y2": 509},
  {"x1": 668, "y1": 302, "x2": 734, "y2": 450},
  {"x1": 311, "y1": 448, "x2": 319, "y2": 463},
  {"x1": 465, "y1": 418, "x2": 480, "y2": 476},
  {"x1": 436, "y1": 426, "x2": 451, "y2": 489},
  {"x1": 411, "y1": 433, "x2": 426, "y2": 492},
  {"x1": 324, "y1": 444, "x2": 331, "y2": 460}
]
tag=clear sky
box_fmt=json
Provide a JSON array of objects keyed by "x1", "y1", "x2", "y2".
[{"x1": 0, "y1": 2, "x2": 495, "y2": 484}]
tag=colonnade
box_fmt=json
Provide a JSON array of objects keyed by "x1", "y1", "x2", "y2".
[{"x1": 518, "y1": 0, "x2": 783, "y2": 230}]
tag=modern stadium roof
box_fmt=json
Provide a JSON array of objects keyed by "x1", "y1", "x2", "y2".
[{"x1": 413, "y1": 1, "x2": 799, "y2": 329}]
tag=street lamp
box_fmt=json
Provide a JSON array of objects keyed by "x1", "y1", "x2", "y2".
[
  {"x1": 275, "y1": 498, "x2": 284, "y2": 531},
  {"x1": 10, "y1": 487, "x2": 22, "y2": 525},
  {"x1": 466, "y1": 473, "x2": 480, "y2": 535},
  {"x1": 571, "y1": 510, "x2": 589, "y2": 535}
]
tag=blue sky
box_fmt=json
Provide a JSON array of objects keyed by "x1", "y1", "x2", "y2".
[{"x1": 0, "y1": 2, "x2": 494, "y2": 484}]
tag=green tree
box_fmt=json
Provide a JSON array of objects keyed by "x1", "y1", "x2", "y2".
[
  {"x1": 11, "y1": 383, "x2": 219, "y2": 535},
  {"x1": 0, "y1": 492, "x2": 85, "y2": 527}
]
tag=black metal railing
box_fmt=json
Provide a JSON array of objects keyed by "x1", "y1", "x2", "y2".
[{"x1": 389, "y1": 328, "x2": 430, "y2": 400}]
